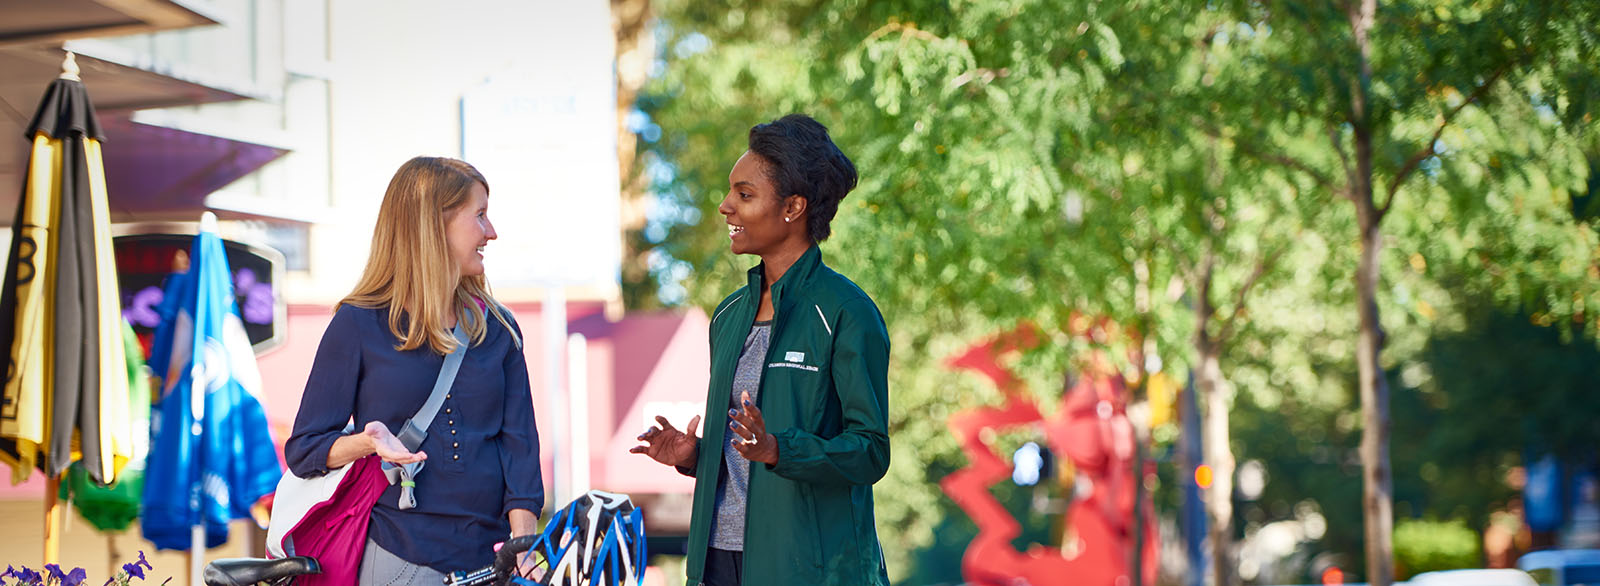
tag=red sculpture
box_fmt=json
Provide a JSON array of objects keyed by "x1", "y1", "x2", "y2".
[{"x1": 940, "y1": 323, "x2": 1158, "y2": 586}]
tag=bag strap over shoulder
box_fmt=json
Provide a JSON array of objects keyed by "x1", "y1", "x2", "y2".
[{"x1": 394, "y1": 323, "x2": 467, "y2": 452}]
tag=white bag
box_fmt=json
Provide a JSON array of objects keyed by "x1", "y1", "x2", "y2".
[{"x1": 265, "y1": 460, "x2": 353, "y2": 558}]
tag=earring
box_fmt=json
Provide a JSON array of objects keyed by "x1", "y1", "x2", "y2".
[{"x1": 784, "y1": 217, "x2": 792, "y2": 223}]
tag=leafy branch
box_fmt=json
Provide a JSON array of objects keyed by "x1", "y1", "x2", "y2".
[
  {"x1": 1200, "y1": 121, "x2": 1346, "y2": 197},
  {"x1": 1381, "y1": 65, "x2": 1513, "y2": 215}
]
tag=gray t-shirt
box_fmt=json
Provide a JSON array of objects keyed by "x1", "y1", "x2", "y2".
[{"x1": 709, "y1": 321, "x2": 771, "y2": 551}]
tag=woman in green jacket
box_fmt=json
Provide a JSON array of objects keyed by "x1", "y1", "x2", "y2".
[{"x1": 631, "y1": 114, "x2": 891, "y2": 586}]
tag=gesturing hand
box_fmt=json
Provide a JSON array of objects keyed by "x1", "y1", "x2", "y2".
[
  {"x1": 364, "y1": 421, "x2": 426, "y2": 465},
  {"x1": 630, "y1": 415, "x2": 702, "y2": 469},
  {"x1": 729, "y1": 391, "x2": 779, "y2": 466}
]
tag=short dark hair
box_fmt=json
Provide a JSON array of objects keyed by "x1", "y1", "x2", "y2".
[{"x1": 748, "y1": 114, "x2": 858, "y2": 243}]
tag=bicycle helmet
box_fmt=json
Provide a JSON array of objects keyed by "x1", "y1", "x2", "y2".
[{"x1": 500, "y1": 490, "x2": 648, "y2": 586}]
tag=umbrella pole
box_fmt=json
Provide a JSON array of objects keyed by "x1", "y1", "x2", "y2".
[
  {"x1": 108, "y1": 533, "x2": 121, "y2": 580},
  {"x1": 44, "y1": 473, "x2": 62, "y2": 563},
  {"x1": 191, "y1": 526, "x2": 205, "y2": 586}
]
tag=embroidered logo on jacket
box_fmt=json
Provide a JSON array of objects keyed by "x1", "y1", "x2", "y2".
[
  {"x1": 769, "y1": 351, "x2": 819, "y2": 372},
  {"x1": 768, "y1": 362, "x2": 820, "y2": 372}
]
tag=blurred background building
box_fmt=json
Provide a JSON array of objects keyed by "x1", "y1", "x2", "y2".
[{"x1": 0, "y1": 0, "x2": 700, "y2": 579}]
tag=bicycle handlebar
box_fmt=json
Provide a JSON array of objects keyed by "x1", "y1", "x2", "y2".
[{"x1": 443, "y1": 534, "x2": 541, "y2": 586}]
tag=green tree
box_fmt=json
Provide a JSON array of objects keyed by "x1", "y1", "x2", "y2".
[
  {"x1": 1186, "y1": 1, "x2": 1599, "y2": 582},
  {"x1": 614, "y1": 0, "x2": 664, "y2": 310},
  {"x1": 629, "y1": 1, "x2": 1600, "y2": 585},
  {"x1": 636, "y1": 3, "x2": 1338, "y2": 583}
]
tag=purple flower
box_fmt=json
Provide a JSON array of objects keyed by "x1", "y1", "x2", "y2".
[
  {"x1": 121, "y1": 563, "x2": 145, "y2": 581},
  {"x1": 62, "y1": 567, "x2": 86, "y2": 586},
  {"x1": 137, "y1": 551, "x2": 152, "y2": 571},
  {"x1": 44, "y1": 564, "x2": 65, "y2": 582},
  {"x1": 16, "y1": 566, "x2": 42, "y2": 584},
  {"x1": 4, "y1": 565, "x2": 16, "y2": 578}
]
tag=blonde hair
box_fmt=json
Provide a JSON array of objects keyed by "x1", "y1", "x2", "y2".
[{"x1": 339, "y1": 156, "x2": 518, "y2": 354}]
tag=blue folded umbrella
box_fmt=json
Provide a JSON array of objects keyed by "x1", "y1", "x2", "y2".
[{"x1": 141, "y1": 214, "x2": 282, "y2": 550}]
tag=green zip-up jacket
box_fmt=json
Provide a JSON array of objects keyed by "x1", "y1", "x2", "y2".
[{"x1": 684, "y1": 245, "x2": 891, "y2": 586}]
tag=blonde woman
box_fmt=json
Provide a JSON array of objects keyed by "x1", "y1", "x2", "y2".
[{"x1": 284, "y1": 156, "x2": 542, "y2": 584}]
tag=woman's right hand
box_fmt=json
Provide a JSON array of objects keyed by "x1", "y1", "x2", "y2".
[
  {"x1": 364, "y1": 421, "x2": 427, "y2": 465},
  {"x1": 629, "y1": 415, "x2": 701, "y2": 469}
]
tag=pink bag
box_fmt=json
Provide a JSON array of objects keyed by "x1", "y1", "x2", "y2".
[{"x1": 267, "y1": 455, "x2": 389, "y2": 585}]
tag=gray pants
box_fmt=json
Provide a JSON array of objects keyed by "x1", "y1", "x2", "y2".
[{"x1": 360, "y1": 538, "x2": 446, "y2": 586}]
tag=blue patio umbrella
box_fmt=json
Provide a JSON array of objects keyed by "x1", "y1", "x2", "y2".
[{"x1": 141, "y1": 212, "x2": 281, "y2": 550}]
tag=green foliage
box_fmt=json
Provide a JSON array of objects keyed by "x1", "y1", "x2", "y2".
[
  {"x1": 633, "y1": 0, "x2": 1600, "y2": 583},
  {"x1": 1393, "y1": 301, "x2": 1600, "y2": 521},
  {"x1": 1393, "y1": 519, "x2": 1481, "y2": 578},
  {"x1": 1231, "y1": 358, "x2": 1368, "y2": 572}
]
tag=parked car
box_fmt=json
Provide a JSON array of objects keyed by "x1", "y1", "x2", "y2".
[
  {"x1": 1518, "y1": 549, "x2": 1600, "y2": 586},
  {"x1": 1408, "y1": 569, "x2": 1539, "y2": 586}
]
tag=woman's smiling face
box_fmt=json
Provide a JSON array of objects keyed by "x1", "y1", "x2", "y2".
[
  {"x1": 444, "y1": 181, "x2": 495, "y2": 279},
  {"x1": 719, "y1": 151, "x2": 794, "y2": 256}
]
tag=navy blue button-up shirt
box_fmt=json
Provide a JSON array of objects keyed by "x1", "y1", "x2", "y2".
[{"x1": 284, "y1": 304, "x2": 544, "y2": 572}]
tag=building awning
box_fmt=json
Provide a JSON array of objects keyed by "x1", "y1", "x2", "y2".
[
  {"x1": 0, "y1": 0, "x2": 220, "y2": 48},
  {"x1": 0, "y1": 45, "x2": 282, "y2": 226},
  {"x1": 99, "y1": 116, "x2": 291, "y2": 223}
]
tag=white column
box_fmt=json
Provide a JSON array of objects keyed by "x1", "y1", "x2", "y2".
[
  {"x1": 567, "y1": 333, "x2": 590, "y2": 498},
  {"x1": 542, "y1": 288, "x2": 568, "y2": 509}
]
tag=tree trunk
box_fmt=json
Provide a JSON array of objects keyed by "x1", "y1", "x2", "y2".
[
  {"x1": 1131, "y1": 419, "x2": 1149, "y2": 586},
  {"x1": 1192, "y1": 249, "x2": 1237, "y2": 586},
  {"x1": 611, "y1": 0, "x2": 656, "y2": 308},
  {"x1": 1178, "y1": 377, "x2": 1207, "y2": 586},
  {"x1": 1197, "y1": 342, "x2": 1235, "y2": 586},
  {"x1": 1347, "y1": 0, "x2": 1395, "y2": 583},
  {"x1": 1131, "y1": 258, "x2": 1153, "y2": 586},
  {"x1": 1355, "y1": 193, "x2": 1394, "y2": 586}
]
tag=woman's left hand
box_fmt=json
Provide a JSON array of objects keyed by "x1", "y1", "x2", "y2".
[
  {"x1": 508, "y1": 509, "x2": 542, "y2": 579},
  {"x1": 729, "y1": 391, "x2": 779, "y2": 466}
]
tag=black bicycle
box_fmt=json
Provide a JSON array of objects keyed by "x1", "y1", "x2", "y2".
[
  {"x1": 206, "y1": 490, "x2": 643, "y2": 586},
  {"x1": 200, "y1": 538, "x2": 530, "y2": 586},
  {"x1": 199, "y1": 539, "x2": 527, "y2": 586}
]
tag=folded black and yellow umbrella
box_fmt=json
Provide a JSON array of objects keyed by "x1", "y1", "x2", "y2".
[{"x1": 0, "y1": 54, "x2": 132, "y2": 486}]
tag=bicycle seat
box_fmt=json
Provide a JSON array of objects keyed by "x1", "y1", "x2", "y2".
[{"x1": 203, "y1": 557, "x2": 321, "y2": 586}]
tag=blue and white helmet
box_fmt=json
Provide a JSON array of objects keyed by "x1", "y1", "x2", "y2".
[{"x1": 509, "y1": 490, "x2": 647, "y2": 586}]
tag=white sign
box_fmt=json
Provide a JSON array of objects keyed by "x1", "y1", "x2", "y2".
[{"x1": 460, "y1": 1, "x2": 620, "y2": 288}]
